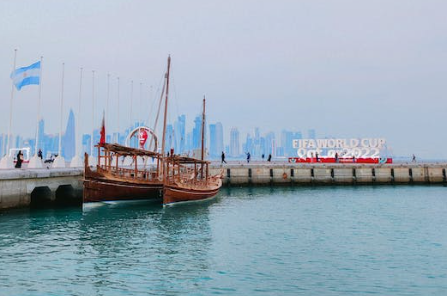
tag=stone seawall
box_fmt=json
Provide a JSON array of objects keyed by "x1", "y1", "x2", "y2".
[
  {"x1": 209, "y1": 163, "x2": 447, "y2": 185},
  {"x1": 0, "y1": 163, "x2": 446, "y2": 210},
  {"x1": 0, "y1": 168, "x2": 83, "y2": 210}
]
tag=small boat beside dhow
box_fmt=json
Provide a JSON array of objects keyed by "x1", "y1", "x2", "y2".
[
  {"x1": 161, "y1": 97, "x2": 223, "y2": 206},
  {"x1": 163, "y1": 155, "x2": 222, "y2": 206}
]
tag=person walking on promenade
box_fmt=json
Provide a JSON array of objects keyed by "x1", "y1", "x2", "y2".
[
  {"x1": 246, "y1": 152, "x2": 251, "y2": 163},
  {"x1": 412, "y1": 154, "x2": 416, "y2": 162},
  {"x1": 262, "y1": 154, "x2": 265, "y2": 160},
  {"x1": 38, "y1": 149, "x2": 43, "y2": 160},
  {"x1": 316, "y1": 152, "x2": 320, "y2": 163},
  {"x1": 267, "y1": 154, "x2": 272, "y2": 162},
  {"x1": 335, "y1": 152, "x2": 339, "y2": 163},
  {"x1": 221, "y1": 151, "x2": 227, "y2": 164},
  {"x1": 15, "y1": 150, "x2": 23, "y2": 168}
]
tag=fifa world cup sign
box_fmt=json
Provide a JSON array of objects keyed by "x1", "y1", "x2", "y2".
[{"x1": 293, "y1": 138, "x2": 387, "y2": 158}]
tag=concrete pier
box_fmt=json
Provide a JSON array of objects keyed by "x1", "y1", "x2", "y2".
[
  {"x1": 0, "y1": 162, "x2": 446, "y2": 210},
  {"x1": 210, "y1": 162, "x2": 447, "y2": 186},
  {"x1": 0, "y1": 168, "x2": 83, "y2": 210}
]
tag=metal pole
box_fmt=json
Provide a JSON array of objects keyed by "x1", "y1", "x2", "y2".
[
  {"x1": 130, "y1": 80, "x2": 133, "y2": 130},
  {"x1": 117, "y1": 77, "x2": 120, "y2": 144},
  {"x1": 7, "y1": 49, "x2": 17, "y2": 155},
  {"x1": 106, "y1": 73, "x2": 110, "y2": 142},
  {"x1": 34, "y1": 56, "x2": 43, "y2": 156},
  {"x1": 58, "y1": 63, "x2": 65, "y2": 157},
  {"x1": 91, "y1": 70, "x2": 95, "y2": 156},
  {"x1": 77, "y1": 67, "x2": 83, "y2": 158}
]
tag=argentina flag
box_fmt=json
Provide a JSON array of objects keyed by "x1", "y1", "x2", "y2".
[{"x1": 10, "y1": 61, "x2": 41, "y2": 91}]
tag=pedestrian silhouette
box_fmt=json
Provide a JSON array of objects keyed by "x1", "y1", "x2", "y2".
[
  {"x1": 267, "y1": 154, "x2": 272, "y2": 162},
  {"x1": 246, "y1": 152, "x2": 251, "y2": 163},
  {"x1": 221, "y1": 151, "x2": 227, "y2": 164},
  {"x1": 15, "y1": 150, "x2": 23, "y2": 168}
]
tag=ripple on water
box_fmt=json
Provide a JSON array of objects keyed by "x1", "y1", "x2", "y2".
[{"x1": 0, "y1": 186, "x2": 447, "y2": 295}]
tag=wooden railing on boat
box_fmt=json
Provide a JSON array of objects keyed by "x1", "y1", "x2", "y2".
[
  {"x1": 92, "y1": 143, "x2": 163, "y2": 183},
  {"x1": 163, "y1": 155, "x2": 222, "y2": 188}
]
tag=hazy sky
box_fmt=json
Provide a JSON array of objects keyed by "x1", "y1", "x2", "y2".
[{"x1": 1, "y1": 0, "x2": 446, "y2": 158}]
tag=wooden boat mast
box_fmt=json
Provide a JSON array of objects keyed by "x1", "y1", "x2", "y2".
[
  {"x1": 161, "y1": 55, "x2": 171, "y2": 178},
  {"x1": 201, "y1": 96, "x2": 206, "y2": 179}
]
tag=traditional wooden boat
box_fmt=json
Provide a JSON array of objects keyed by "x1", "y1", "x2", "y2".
[
  {"x1": 83, "y1": 143, "x2": 163, "y2": 203},
  {"x1": 163, "y1": 156, "x2": 222, "y2": 205},
  {"x1": 83, "y1": 57, "x2": 169, "y2": 204},
  {"x1": 84, "y1": 55, "x2": 222, "y2": 205},
  {"x1": 161, "y1": 97, "x2": 223, "y2": 206}
]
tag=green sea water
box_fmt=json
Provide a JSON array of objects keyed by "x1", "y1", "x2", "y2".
[{"x1": 1, "y1": 186, "x2": 447, "y2": 295}]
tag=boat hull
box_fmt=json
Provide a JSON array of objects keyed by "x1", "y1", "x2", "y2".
[
  {"x1": 84, "y1": 178, "x2": 162, "y2": 203},
  {"x1": 83, "y1": 163, "x2": 162, "y2": 203},
  {"x1": 163, "y1": 185, "x2": 220, "y2": 206}
]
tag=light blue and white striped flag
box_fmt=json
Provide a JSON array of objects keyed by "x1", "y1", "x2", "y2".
[{"x1": 10, "y1": 61, "x2": 41, "y2": 91}]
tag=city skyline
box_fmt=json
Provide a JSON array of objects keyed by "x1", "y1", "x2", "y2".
[
  {"x1": 0, "y1": 109, "x2": 327, "y2": 160},
  {"x1": 3, "y1": 107, "x2": 411, "y2": 163}
]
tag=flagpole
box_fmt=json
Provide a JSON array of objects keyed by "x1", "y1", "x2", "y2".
[
  {"x1": 139, "y1": 82, "x2": 142, "y2": 148},
  {"x1": 0, "y1": 49, "x2": 17, "y2": 169},
  {"x1": 77, "y1": 67, "x2": 83, "y2": 157},
  {"x1": 139, "y1": 82, "x2": 143, "y2": 125},
  {"x1": 117, "y1": 76, "x2": 120, "y2": 144},
  {"x1": 53, "y1": 62, "x2": 66, "y2": 168},
  {"x1": 59, "y1": 63, "x2": 65, "y2": 157},
  {"x1": 70, "y1": 67, "x2": 83, "y2": 168},
  {"x1": 34, "y1": 56, "x2": 43, "y2": 156},
  {"x1": 7, "y1": 49, "x2": 17, "y2": 156},
  {"x1": 106, "y1": 73, "x2": 110, "y2": 141},
  {"x1": 91, "y1": 70, "x2": 95, "y2": 156},
  {"x1": 28, "y1": 56, "x2": 44, "y2": 169},
  {"x1": 130, "y1": 80, "x2": 133, "y2": 130}
]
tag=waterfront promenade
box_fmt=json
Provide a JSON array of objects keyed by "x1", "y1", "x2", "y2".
[{"x1": 0, "y1": 161, "x2": 446, "y2": 210}]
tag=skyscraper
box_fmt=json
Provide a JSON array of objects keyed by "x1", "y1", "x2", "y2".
[
  {"x1": 230, "y1": 127, "x2": 240, "y2": 157},
  {"x1": 192, "y1": 115, "x2": 202, "y2": 150},
  {"x1": 165, "y1": 124, "x2": 174, "y2": 153},
  {"x1": 62, "y1": 109, "x2": 76, "y2": 159},
  {"x1": 174, "y1": 115, "x2": 186, "y2": 154},
  {"x1": 264, "y1": 131, "x2": 276, "y2": 156},
  {"x1": 209, "y1": 122, "x2": 224, "y2": 158}
]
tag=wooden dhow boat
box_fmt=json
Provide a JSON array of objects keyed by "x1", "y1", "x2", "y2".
[
  {"x1": 161, "y1": 95, "x2": 223, "y2": 206},
  {"x1": 83, "y1": 56, "x2": 169, "y2": 204},
  {"x1": 83, "y1": 143, "x2": 164, "y2": 203},
  {"x1": 163, "y1": 155, "x2": 222, "y2": 206}
]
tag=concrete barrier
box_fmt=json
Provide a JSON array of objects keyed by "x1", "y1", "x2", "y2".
[
  {"x1": 272, "y1": 168, "x2": 290, "y2": 184},
  {"x1": 0, "y1": 168, "x2": 83, "y2": 209},
  {"x1": 333, "y1": 168, "x2": 354, "y2": 184},
  {"x1": 375, "y1": 168, "x2": 393, "y2": 183},
  {"x1": 293, "y1": 168, "x2": 312, "y2": 183},
  {"x1": 411, "y1": 167, "x2": 426, "y2": 183},
  {"x1": 252, "y1": 167, "x2": 271, "y2": 184},
  {"x1": 313, "y1": 168, "x2": 332, "y2": 184},
  {"x1": 356, "y1": 168, "x2": 374, "y2": 183},
  {"x1": 428, "y1": 167, "x2": 444, "y2": 183},
  {"x1": 394, "y1": 167, "x2": 411, "y2": 183}
]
